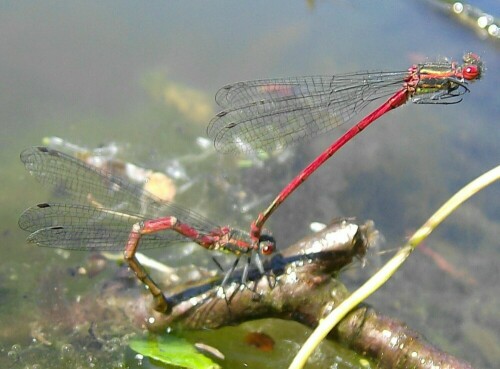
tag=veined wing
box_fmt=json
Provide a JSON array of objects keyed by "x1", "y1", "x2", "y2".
[
  {"x1": 20, "y1": 147, "x2": 219, "y2": 234},
  {"x1": 19, "y1": 202, "x2": 196, "y2": 250},
  {"x1": 208, "y1": 72, "x2": 408, "y2": 154}
]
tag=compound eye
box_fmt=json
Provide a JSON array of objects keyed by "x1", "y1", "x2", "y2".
[
  {"x1": 463, "y1": 64, "x2": 480, "y2": 80},
  {"x1": 260, "y1": 242, "x2": 274, "y2": 255},
  {"x1": 258, "y1": 234, "x2": 276, "y2": 255}
]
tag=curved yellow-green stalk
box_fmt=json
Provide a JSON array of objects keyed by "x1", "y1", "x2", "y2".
[{"x1": 289, "y1": 164, "x2": 500, "y2": 369}]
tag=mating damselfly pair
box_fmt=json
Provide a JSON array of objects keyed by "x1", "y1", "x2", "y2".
[{"x1": 20, "y1": 53, "x2": 483, "y2": 312}]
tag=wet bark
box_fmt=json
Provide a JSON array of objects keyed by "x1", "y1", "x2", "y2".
[{"x1": 123, "y1": 219, "x2": 473, "y2": 369}]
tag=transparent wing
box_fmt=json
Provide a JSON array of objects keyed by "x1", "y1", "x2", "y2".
[
  {"x1": 19, "y1": 203, "x2": 191, "y2": 250},
  {"x1": 20, "y1": 147, "x2": 219, "y2": 235},
  {"x1": 208, "y1": 71, "x2": 408, "y2": 153}
]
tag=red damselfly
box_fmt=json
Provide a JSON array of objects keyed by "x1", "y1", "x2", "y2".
[
  {"x1": 19, "y1": 147, "x2": 275, "y2": 313},
  {"x1": 207, "y1": 52, "x2": 483, "y2": 247}
]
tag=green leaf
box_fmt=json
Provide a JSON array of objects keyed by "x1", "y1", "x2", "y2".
[{"x1": 129, "y1": 335, "x2": 221, "y2": 369}]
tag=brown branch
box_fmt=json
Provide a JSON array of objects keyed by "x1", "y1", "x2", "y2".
[{"x1": 121, "y1": 219, "x2": 473, "y2": 369}]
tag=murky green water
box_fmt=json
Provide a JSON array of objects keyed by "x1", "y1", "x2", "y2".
[{"x1": 1, "y1": 1, "x2": 499, "y2": 368}]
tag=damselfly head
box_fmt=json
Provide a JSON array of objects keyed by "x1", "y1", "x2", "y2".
[
  {"x1": 462, "y1": 52, "x2": 483, "y2": 81},
  {"x1": 258, "y1": 233, "x2": 276, "y2": 256}
]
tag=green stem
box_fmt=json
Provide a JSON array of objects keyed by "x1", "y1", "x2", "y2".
[{"x1": 289, "y1": 164, "x2": 500, "y2": 369}]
